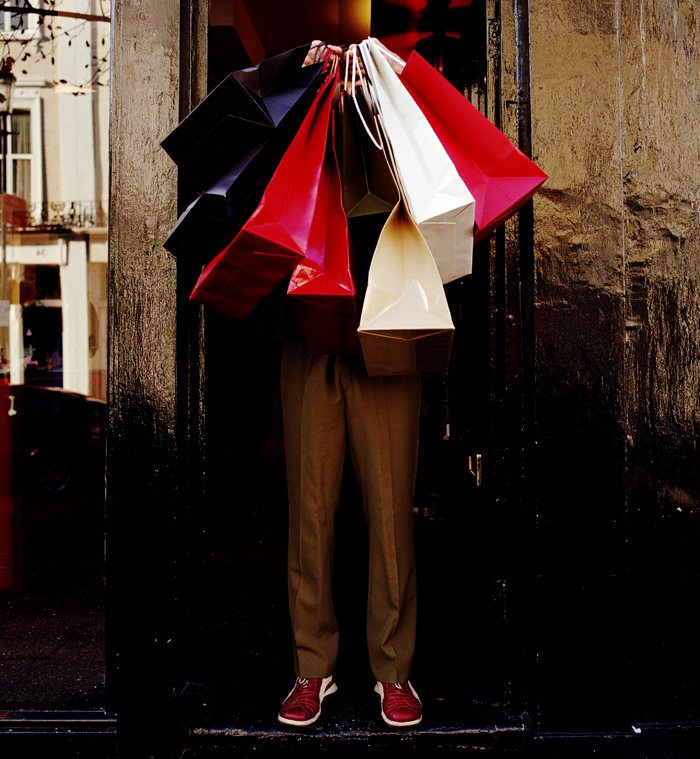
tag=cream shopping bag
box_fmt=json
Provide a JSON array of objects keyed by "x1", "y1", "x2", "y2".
[{"x1": 358, "y1": 181, "x2": 454, "y2": 375}]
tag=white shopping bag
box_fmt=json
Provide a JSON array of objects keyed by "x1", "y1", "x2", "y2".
[{"x1": 358, "y1": 38, "x2": 476, "y2": 282}]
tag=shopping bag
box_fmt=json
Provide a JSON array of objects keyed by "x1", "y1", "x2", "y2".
[
  {"x1": 357, "y1": 121, "x2": 454, "y2": 376},
  {"x1": 358, "y1": 196, "x2": 454, "y2": 376},
  {"x1": 400, "y1": 50, "x2": 548, "y2": 244},
  {"x1": 163, "y1": 147, "x2": 275, "y2": 267},
  {"x1": 288, "y1": 115, "x2": 360, "y2": 355},
  {"x1": 341, "y1": 89, "x2": 397, "y2": 218},
  {"x1": 161, "y1": 44, "x2": 325, "y2": 192},
  {"x1": 189, "y1": 71, "x2": 337, "y2": 319},
  {"x1": 162, "y1": 192, "x2": 243, "y2": 269},
  {"x1": 357, "y1": 38, "x2": 475, "y2": 284},
  {"x1": 161, "y1": 47, "x2": 326, "y2": 264}
]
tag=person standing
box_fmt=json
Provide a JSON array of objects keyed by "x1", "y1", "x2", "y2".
[{"x1": 276, "y1": 41, "x2": 423, "y2": 730}]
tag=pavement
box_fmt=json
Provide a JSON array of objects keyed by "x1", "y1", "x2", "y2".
[{"x1": 0, "y1": 552, "x2": 105, "y2": 709}]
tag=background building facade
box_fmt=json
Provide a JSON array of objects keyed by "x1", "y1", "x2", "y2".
[{"x1": 1, "y1": 0, "x2": 109, "y2": 400}]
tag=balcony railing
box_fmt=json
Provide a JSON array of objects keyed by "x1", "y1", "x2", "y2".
[{"x1": 23, "y1": 201, "x2": 109, "y2": 230}]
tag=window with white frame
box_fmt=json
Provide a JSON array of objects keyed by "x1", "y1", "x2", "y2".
[
  {"x1": 8, "y1": 109, "x2": 32, "y2": 200},
  {"x1": 1, "y1": 89, "x2": 43, "y2": 213},
  {"x1": 0, "y1": 0, "x2": 38, "y2": 37}
]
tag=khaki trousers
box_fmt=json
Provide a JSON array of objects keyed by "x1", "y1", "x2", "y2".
[{"x1": 280, "y1": 338, "x2": 421, "y2": 683}]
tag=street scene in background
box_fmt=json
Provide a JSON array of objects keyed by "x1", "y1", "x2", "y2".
[{"x1": 0, "y1": 0, "x2": 108, "y2": 708}]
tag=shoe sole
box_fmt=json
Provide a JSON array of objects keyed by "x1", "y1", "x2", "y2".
[
  {"x1": 379, "y1": 712, "x2": 423, "y2": 728},
  {"x1": 374, "y1": 681, "x2": 423, "y2": 728},
  {"x1": 277, "y1": 681, "x2": 338, "y2": 727}
]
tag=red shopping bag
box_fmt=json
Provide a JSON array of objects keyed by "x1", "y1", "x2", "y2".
[
  {"x1": 400, "y1": 51, "x2": 547, "y2": 244},
  {"x1": 190, "y1": 71, "x2": 337, "y2": 319},
  {"x1": 287, "y1": 114, "x2": 360, "y2": 355}
]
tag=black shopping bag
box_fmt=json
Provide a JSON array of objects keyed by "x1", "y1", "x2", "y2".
[
  {"x1": 161, "y1": 45, "x2": 324, "y2": 191},
  {"x1": 162, "y1": 45, "x2": 326, "y2": 263}
]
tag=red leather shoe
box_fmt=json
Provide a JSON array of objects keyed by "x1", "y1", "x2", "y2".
[
  {"x1": 374, "y1": 681, "x2": 422, "y2": 727},
  {"x1": 278, "y1": 676, "x2": 338, "y2": 726}
]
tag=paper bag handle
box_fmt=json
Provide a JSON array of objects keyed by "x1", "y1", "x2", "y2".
[
  {"x1": 353, "y1": 40, "x2": 409, "y2": 200},
  {"x1": 345, "y1": 46, "x2": 383, "y2": 150}
]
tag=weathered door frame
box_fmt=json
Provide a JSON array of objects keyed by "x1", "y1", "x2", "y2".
[
  {"x1": 107, "y1": 0, "x2": 700, "y2": 755},
  {"x1": 106, "y1": 0, "x2": 700, "y2": 755},
  {"x1": 104, "y1": 0, "x2": 538, "y2": 753},
  {"x1": 107, "y1": 0, "x2": 207, "y2": 755}
]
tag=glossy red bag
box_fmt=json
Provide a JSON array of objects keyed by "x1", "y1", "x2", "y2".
[
  {"x1": 287, "y1": 110, "x2": 360, "y2": 355},
  {"x1": 400, "y1": 51, "x2": 547, "y2": 244},
  {"x1": 190, "y1": 71, "x2": 336, "y2": 319}
]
